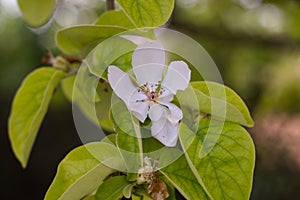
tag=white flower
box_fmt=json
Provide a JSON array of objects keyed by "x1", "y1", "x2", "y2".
[{"x1": 108, "y1": 41, "x2": 191, "y2": 147}]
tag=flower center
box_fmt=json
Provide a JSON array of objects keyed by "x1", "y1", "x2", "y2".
[{"x1": 137, "y1": 82, "x2": 165, "y2": 103}]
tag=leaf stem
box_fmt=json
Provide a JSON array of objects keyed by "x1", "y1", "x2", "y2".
[{"x1": 106, "y1": 0, "x2": 115, "y2": 10}]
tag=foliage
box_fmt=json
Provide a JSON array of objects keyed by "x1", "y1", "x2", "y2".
[{"x1": 8, "y1": 0, "x2": 256, "y2": 199}]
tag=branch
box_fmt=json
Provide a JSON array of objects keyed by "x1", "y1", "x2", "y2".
[{"x1": 107, "y1": 0, "x2": 115, "y2": 10}]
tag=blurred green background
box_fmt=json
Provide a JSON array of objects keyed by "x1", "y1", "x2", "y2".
[{"x1": 1, "y1": 0, "x2": 300, "y2": 199}]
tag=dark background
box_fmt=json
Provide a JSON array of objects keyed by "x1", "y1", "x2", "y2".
[{"x1": 1, "y1": 0, "x2": 300, "y2": 199}]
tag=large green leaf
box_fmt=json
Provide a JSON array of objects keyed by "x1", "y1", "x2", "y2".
[
  {"x1": 117, "y1": 0, "x2": 174, "y2": 28},
  {"x1": 56, "y1": 26, "x2": 127, "y2": 55},
  {"x1": 18, "y1": 0, "x2": 56, "y2": 27},
  {"x1": 96, "y1": 10, "x2": 135, "y2": 29},
  {"x1": 45, "y1": 142, "x2": 125, "y2": 200},
  {"x1": 160, "y1": 155, "x2": 209, "y2": 200},
  {"x1": 9, "y1": 67, "x2": 65, "y2": 168},
  {"x1": 180, "y1": 118, "x2": 255, "y2": 200},
  {"x1": 190, "y1": 81, "x2": 254, "y2": 127},
  {"x1": 95, "y1": 176, "x2": 129, "y2": 200}
]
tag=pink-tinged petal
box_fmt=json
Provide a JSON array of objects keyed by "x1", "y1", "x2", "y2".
[
  {"x1": 159, "y1": 102, "x2": 183, "y2": 125},
  {"x1": 108, "y1": 66, "x2": 136, "y2": 104},
  {"x1": 120, "y1": 35, "x2": 153, "y2": 45},
  {"x1": 128, "y1": 101, "x2": 149, "y2": 123},
  {"x1": 151, "y1": 120, "x2": 179, "y2": 147},
  {"x1": 132, "y1": 42, "x2": 165, "y2": 84},
  {"x1": 162, "y1": 61, "x2": 191, "y2": 94}
]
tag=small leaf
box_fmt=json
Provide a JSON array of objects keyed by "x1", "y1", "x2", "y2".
[
  {"x1": 180, "y1": 118, "x2": 255, "y2": 200},
  {"x1": 9, "y1": 67, "x2": 65, "y2": 168},
  {"x1": 95, "y1": 176, "x2": 129, "y2": 200},
  {"x1": 160, "y1": 155, "x2": 210, "y2": 200},
  {"x1": 87, "y1": 36, "x2": 136, "y2": 78},
  {"x1": 84, "y1": 195, "x2": 95, "y2": 200},
  {"x1": 95, "y1": 76, "x2": 114, "y2": 132},
  {"x1": 56, "y1": 25, "x2": 127, "y2": 55},
  {"x1": 18, "y1": 0, "x2": 56, "y2": 27},
  {"x1": 132, "y1": 189, "x2": 153, "y2": 200},
  {"x1": 132, "y1": 195, "x2": 142, "y2": 200},
  {"x1": 72, "y1": 65, "x2": 114, "y2": 131},
  {"x1": 123, "y1": 183, "x2": 134, "y2": 198},
  {"x1": 116, "y1": 0, "x2": 175, "y2": 28},
  {"x1": 190, "y1": 81, "x2": 254, "y2": 127},
  {"x1": 60, "y1": 75, "x2": 75, "y2": 102},
  {"x1": 45, "y1": 142, "x2": 125, "y2": 200},
  {"x1": 111, "y1": 98, "x2": 143, "y2": 178},
  {"x1": 96, "y1": 10, "x2": 135, "y2": 29},
  {"x1": 101, "y1": 133, "x2": 116, "y2": 144},
  {"x1": 73, "y1": 64, "x2": 100, "y2": 103}
]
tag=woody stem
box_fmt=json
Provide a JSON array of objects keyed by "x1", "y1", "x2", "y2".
[{"x1": 106, "y1": 0, "x2": 115, "y2": 10}]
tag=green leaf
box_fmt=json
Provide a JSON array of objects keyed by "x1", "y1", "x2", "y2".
[
  {"x1": 111, "y1": 98, "x2": 143, "y2": 178},
  {"x1": 190, "y1": 81, "x2": 254, "y2": 127},
  {"x1": 95, "y1": 176, "x2": 129, "y2": 200},
  {"x1": 73, "y1": 67, "x2": 101, "y2": 104},
  {"x1": 72, "y1": 65, "x2": 114, "y2": 132},
  {"x1": 72, "y1": 65, "x2": 98, "y2": 118},
  {"x1": 45, "y1": 142, "x2": 125, "y2": 200},
  {"x1": 8, "y1": 67, "x2": 65, "y2": 168},
  {"x1": 101, "y1": 134, "x2": 116, "y2": 144},
  {"x1": 132, "y1": 189, "x2": 152, "y2": 200},
  {"x1": 123, "y1": 183, "x2": 134, "y2": 198},
  {"x1": 84, "y1": 195, "x2": 95, "y2": 200},
  {"x1": 160, "y1": 155, "x2": 209, "y2": 200},
  {"x1": 18, "y1": 0, "x2": 56, "y2": 27},
  {"x1": 96, "y1": 10, "x2": 135, "y2": 29},
  {"x1": 141, "y1": 135, "x2": 182, "y2": 169},
  {"x1": 180, "y1": 118, "x2": 255, "y2": 200},
  {"x1": 56, "y1": 25, "x2": 127, "y2": 55},
  {"x1": 69, "y1": 64, "x2": 113, "y2": 132},
  {"x1": 87, "y1": 36, "x2": 136, "y2": 78},
  {"x1": 95, "y1": 77, "x2": 114, "y2": 132},
  {"x1": 60, "y1": 75, "x2": 75, "y2": 102},
  {"x1": 117, "y1": 0, "x2": 175, "y2": 28}
]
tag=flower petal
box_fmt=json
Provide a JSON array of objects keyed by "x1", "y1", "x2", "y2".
[
  {"x1": 157, "y1": 88, "x2": 174, "y2": 103},
  {"x1": 150, "y1": 105, "x2": 180, "y2": 147},
  {"x1": 129, "y1": 90, "x2": 148, "y2": 102},
  {"x1": 149, "y1": 104, "x2": 164, "y2": 121},
  {"x1": 151, "y1": 120, "x2": 179, "y2": 147},
  {"x1": 162, "y1": 61, "x2": 191, "y2": 94},
  {"x1": 132, "y1": 42, "x2": 165, "y2": 85},
  {"x1": 108, "y1": 66, "x2": 136, "y2": 104},
  {"x1": 128, "y1": 101, "x2": 149, "y2": 123},
  {"x1": 160, "y1": 102, "x2": 183, "y2": 125}
]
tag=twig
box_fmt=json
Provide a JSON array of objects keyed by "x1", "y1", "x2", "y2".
[{"x1": 107, "y1": 0, "x2": 115, "y2": 10}]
